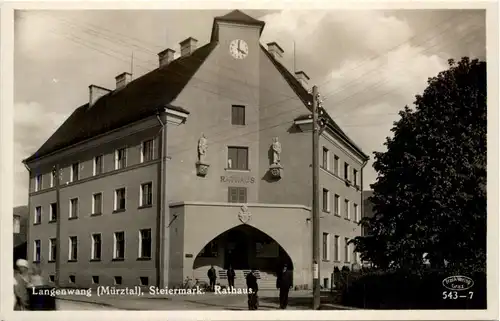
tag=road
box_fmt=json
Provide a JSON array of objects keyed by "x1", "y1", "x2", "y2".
[{"x1": 57, "y1": 299, "x2": 119, "y2": 310}]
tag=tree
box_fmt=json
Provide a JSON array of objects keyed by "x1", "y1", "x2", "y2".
[{"x1": 353, "y1": 57, "x2": 486, "y2": 273}]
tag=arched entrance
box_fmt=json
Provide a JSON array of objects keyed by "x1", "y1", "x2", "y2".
[{"x1": 193, "y1": 224, "x2": 293, "y2": 275}]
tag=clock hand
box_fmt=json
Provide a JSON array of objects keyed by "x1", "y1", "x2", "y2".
[{"x1": 238, "y1": 40, "x2": 241, "y2": 51}]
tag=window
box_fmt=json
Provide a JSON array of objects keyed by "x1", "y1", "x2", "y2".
[
  {"x1": 140, "y1": 183, "x2": 153, "y2": 207},
  {"x1": 139, "y1": 229, "x2": 152, "y2": 259},
  {"x1": 345, "y1": 238, "x2": 350, "y2": 263},
  {"x1": 322, "y1": 147, "x2": 329, "y2": 170},
  {"x1": 345, "y1": 199, "x2": 350, "y2": 219},
  {"x1": 33, "y1": 240, "x2": 41, "y2": 262},
  {"x1": 114, "y1": 276, "x2": 123, "y2": 285},
  {"x1": 49, "y1": 203, "x2": 57, "y2": 222},
  {"x1": 71, "y1": 163, "x2": 79, "y2": 182},
  {"x1": 322, "y1": 233, "x2": 330, "y2": 261},
  {"x1": 200, "y1": 241, "x2": 218, "y2": 257},
  {"x1": 142, "y1": 139, "x2": 154, "y2": 162},
  {"x1": 113, "y1": 232, "x2": 125, "y2": 260},
  {"x1": 49, "y1": 238, "x2": 57, "y2": 262},
  {"x1": 94, "y1": 155, "x2": 103, "y2": 176},
  {"x1": 114, "y1": 188, "x2": 126, "y2": 211},
  {"x1": 69, "y1": 275, "x2": 76, "y2": 284},
  {"x1": 68, "y1": 236, "x2": 78, "y2": 261},
  {"x1": 322, "y1": 189, "x2": 330, "y2": 212},
  {"x1": 50, "y1": 171, "x2": 56, "y2": 187},
  {"x1": 115, "y1": 148, "x2": 127, "y2": 170},
  {"x1": 140, "y1": 277, "x2": 149, "y2": 286},
  {"x1": 228, "y1": 187, "x2": 247, "y2": 203},
  {"x1": 92, "y1": 276, "x2": 100, "y2": 284},
  {"x1": 92, "y1": 193, "x2": 102, "y2": 215},
  {"x1": 344, "y1": 162, "x2": 350, "y2": 181},
  {"x1": 69, "y1": 198, "x2": 79, "y2": 219},
  {"x1": 334, "y1": 195, "x2": 340, "y2": 216},
  {"x1": 49, "y1": 275, "x2": 55, "y2": 283},
  {"x1": 34, "y1": 206, "x2": 42, "y2": 224},
  {"x1": 353, "y1": 245, "x2": 358, "y2": 264},
  {"x1": 13, "y1": 216, "x2": 20, "y2": 234},
  {"x1": 334, "y1": 155, "x2": 339, "y2": 175},
  {"x1": 334, "y1": 236, "x2": 339, "y2": 261},
  {"x1": 91, "y1": 234, "x2": 102, "y2": 260},
  {"x1": 354, "y1": 203, "x2": 359, "y2": 222},
  {"x1": 353, "y1": 169, "x2": 358, "y2": 186},
  {"x1": 231, "y1": 105, "x2": 246, "y2": 125},
  {"x1": 35, "y1": 174, "x2": 43, "y2": 192},
  {"x1": 227, "y1": 146, "x2": 248, "y2": 170}
]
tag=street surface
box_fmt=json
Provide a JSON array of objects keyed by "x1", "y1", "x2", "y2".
[{"x1": 57, "y1": 299, "x2": 119, "y2": 310}]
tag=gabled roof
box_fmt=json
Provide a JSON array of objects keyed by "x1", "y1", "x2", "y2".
[
  {"x1": 211, "y1": 10, "x2": 266, "y2": 41},
  {"x1": 24, "y1": 42, "x2": 217, "y2": 163},
  {"x1": 261, "y1": 46, "x2": 369, "y2": 160}
]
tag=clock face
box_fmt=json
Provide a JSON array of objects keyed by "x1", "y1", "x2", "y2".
[{"x1": 229, "y1": 39, "x2": 249, "y2": 60}]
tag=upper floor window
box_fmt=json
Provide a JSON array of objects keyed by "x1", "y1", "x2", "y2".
[
  {"x1": 114, "y1": 188, "x2": 126, "y2": 211},
  {"x1": 49, "y1": 238, "x2": 57, "y2": 262},
  {"x1": 334, "y1": 194, "x2": 340, "y2": 216},
  {"x1": 50, "y1": 170, "x2": 56, "y2": 188},
  {"x1": 322, "y1": 233, "x2": 330, "y2": 261},
  {"x1": 115, "y1": 148, "x2": 127, "y2": 170},
  {"x1": 69, "y1": 198, "x2": 79, "y2": 219},
  {"x1": 34, "y1": 206, "x2": 42, "y2": 224},
  {"x1": 141, "y1": 139, "x2": 154, "y2": 163},
  {"x1": 345, "y1": 238, "x2": 351, "y2": 263},
  {"x1": 228, "y1": 187, "x2": 247, "y2": 203},
  {"x1": 49, "y1": 203, "x2": 57, "y2": 222},
  {"x1": 227, "y1": 146, "x2": 248, "y2": 170},
  {"x1": 13, "y1": 216, "x2": 20, "y2": 233},
  {"x1": 140, "y1": 183, "x2": 153, "y2": 207},
  {"x1": 344, "y1": 162, "x2": 350, "y2": 181},
  {"x1": 113, "y1": 231, "x2": 125, "y2": 260},
  {"x1": 92, "y1": 193, "x2": 103, "y2": 215},
  {"x1": 345, "y1": 199, "x2": 350, "y2": 219},
  {"x1": 35, "y1": 174, "x2": 42, "y2": 192},
  {"x1": 354, "y1": 203, "x2": 360, "y2": 222},
  {"x1": 322, "y1": 147, "x2": 330, "y2": 170},
  {"x1": 322, "y1": 188, "x2": 330, "y2": 212},
  {"x1": 231, "y1": 105, "x2": 246, "y2": 125},
  {"x1": 334, "y1": 235, "x2": 340, "y2": 261},
  {"x1": 139, "y1": 229, "x2": 152, "y2": 259},
  {"x1": 91, "y1": 233, "x2": 101, "y2": 261},
  {"x1": 33, "y1": 240, "x2": 41, "y2": 262},
  {"x1": 68, "y1": 236, "x2": 78, "y2": 261},
  {"x1": 334, "y1": 155, "x2": 339, "y2": 175},
  {"x1": 71, "y1": 163, "x2": 79, "y2": 182},
  {"x1": 94, "y1": 155, "x2": 103, "y2": 176},
  {"x1": 353, "y1": 169, "x2": 358, "y2": 186}
]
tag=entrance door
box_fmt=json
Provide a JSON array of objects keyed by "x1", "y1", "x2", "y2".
[{"x1": 225, "y1": 230, "x2": 249, "y2": 269}]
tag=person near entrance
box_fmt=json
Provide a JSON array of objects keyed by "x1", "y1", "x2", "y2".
[
  {"x1": 277, "y1": 264, "x2": 293, "y2": 309},
  {"x1": 207, "y1": 265, "x2": 217, "y2": 292},
  {"x1": 246, "y1": 269, "x2": 259, "y2": 310},
  {"x1": 227, "y1": 265, "x2": 236, "y2": 289}
]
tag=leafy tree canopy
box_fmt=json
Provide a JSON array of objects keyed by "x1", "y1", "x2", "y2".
[{"x1": 352, "y1": 57, "x2": 486, "y2": 273}]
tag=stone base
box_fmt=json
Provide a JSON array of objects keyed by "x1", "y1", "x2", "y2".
[
  {"x1": 196, "y1": 162, "x2": 210, "y2": 177},
  {"x1": 269, "y1": 163, "x2": 284, "y2": 179}
]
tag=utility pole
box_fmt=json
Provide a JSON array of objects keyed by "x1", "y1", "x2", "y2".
[
  {"x1": 52, "y1": 164, "x2": 62, "y2": 288},
  {"x1": 311, "y1": 85, "x2": 321, "y2": 310}
]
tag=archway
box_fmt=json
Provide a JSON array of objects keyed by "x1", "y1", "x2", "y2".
[{"x1": 193, "y1": 224, "x2": 294, "y2": 275}]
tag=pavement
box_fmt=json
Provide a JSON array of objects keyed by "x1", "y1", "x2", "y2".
[{"x1": 56, "y1": 289, "x2": 357, "y2": 310}]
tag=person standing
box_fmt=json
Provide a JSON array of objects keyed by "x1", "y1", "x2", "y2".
[
  {"x1": 227, "y1": 265, "x2": 235, "y2": 289},
  {"x1": 14, "y1": 259, "x2": 30, "y2": 310},
  {"x1": 207, "y1": 265, "x2": 217, "y2": 292},
  {"x1": 246, "y1": 269, "x2": 259, "y2": 310},
  {"x1": 276, "y1": 264, "x2": 293, "y2": 309},
  {"x1": 30, "y1": 264, "x2": 45, "y2": 286}
]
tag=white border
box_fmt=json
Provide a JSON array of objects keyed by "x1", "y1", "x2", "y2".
[{"x1": 1, "y1": 1, "x2": 498, "y2": 320}]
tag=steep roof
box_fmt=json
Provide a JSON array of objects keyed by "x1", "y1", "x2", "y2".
[{"x1": 24, "y1": 42, "x2": 217, "y2": 163}]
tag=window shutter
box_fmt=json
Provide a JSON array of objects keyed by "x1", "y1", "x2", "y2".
[{"x1": 238, "y1": 188, "x2": 247, "y2": 203}]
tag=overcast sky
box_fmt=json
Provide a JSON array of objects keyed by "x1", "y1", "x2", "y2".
[{"x1": 13, "y1": 9, "x2": 486, "y2": 206}]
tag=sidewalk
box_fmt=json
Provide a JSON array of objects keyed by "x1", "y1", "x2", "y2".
[{"x1": 57, "y1": 289, "x2": 358, "y2": 310}]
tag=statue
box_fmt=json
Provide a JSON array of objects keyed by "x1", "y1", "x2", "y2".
[
  {"x1": 271, "y1": 137, "x2": 282, "y2": 164},
  {"x1": 197, "y1": 133, "x2": 208, "y2": 163}
]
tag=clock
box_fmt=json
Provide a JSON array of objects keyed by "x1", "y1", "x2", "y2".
[{"x1": 229, "y1": 39, "x2": 249, "y2": 60}]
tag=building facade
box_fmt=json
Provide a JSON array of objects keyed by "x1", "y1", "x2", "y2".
[{"x1": 24, "y1": 10, "x2": 369, "y2": 290}]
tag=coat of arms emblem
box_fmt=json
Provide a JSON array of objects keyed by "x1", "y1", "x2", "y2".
[{"x1": 238, "y1": 205, "x2": 251, "y2": 224}]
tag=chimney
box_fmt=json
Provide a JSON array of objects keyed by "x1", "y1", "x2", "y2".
[
  {"x1": 158, "y1": 48, "x2": 176, "y2": 67},
  {"x1": 179, "y1": 37, "x2": 198, "y2": 57},
  {"x1": 267, "y1": 42, "x2": 284, "y2": 60},
  {"x1": 295, "y1": 71, "x2": 310, "y2": 89},
  {"x1": 115, "y1": 72, "x2": 132, "y2": 89},
  {"x1": 88, "y1": 85, "x2": 111, "y2": 107}
]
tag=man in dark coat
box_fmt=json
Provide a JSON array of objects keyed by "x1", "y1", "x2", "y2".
[
  {"x1": 276, "y1": 264, "x2": 293, "y2": 309},
  {"x1": 207, "y1": 265, "x2": 217, "y2": 292},
  {"x1": 246, "y1": 269, "x2": 259, "y2": 310},
  {"x1": 227, "y1": 265, "x2": 236, "y2": 289}
]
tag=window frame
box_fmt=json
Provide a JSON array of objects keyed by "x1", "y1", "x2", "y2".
[
  {"x1": 92, "y1": 193, "x2": 103, "y2": 215},
  {"x1": 115, "y1": 148, "x2": 127, "y2": 170},
  {"x1": 33, "y1": 239, "x2": 41, "y2": 263},
  {"x1": 49, "y1": 203, "x2": 57, "y2": 222},
  {"x1": 138, "y1": 229, "x2": 152, "y2": 259},
  {"x1": 35, "y1": 174, "x2": 43, "y2": 192},
  {"x1": 114, "y1": 188, "x2": 126, "y2": 211},
  {"x1": 93, "y1": 155, "x2": 104, "y2": 176},
  {"x1": 228, "y1": 186, "x2": 247, "y2": 203},
  {"x1": 68, "y1": 236, "x2": 78, "y2": 261},
  {"x1": 231, "y1": 105, "x2": 246, "y2": 126},
  {"x1": 49, "y1": 238, "x2": 57, "y2": 262},
  {"x1": 345, "y1": 199, "x2": 350, "y2": 220},
  {"x1": 334, "y1": 155, "x2": 340, "y2": 175},
  {"x1": 334, "y1": 194, "x2": 340, "y2": 216},
  {"x1": 322, "y1": 147, "x2": 330, "y2": 170},
  {"x1": 345, "y1": 237, "x2": 350, "y2": 263},
  {"x1": 69, "y1": 197, "x2": 79, "y2": 219},
  {"x1": 70, "y1": 163, "x2": 80, "y2": 182},
  {"x1": 140, "y1": 182, "x2": 153, "y2": 207},
  {"x1": 113, "y1": 231, "x2": 125, "y2": 260},
  {"x1": 322, "y1": 188, "x2": 330, "y2": 212},
  {"x1": 334, "y1": 235, "x2": 340, "y2": 261},
  {"x1": 322, "y1": 232, "x2": 330, "y2": 261},
  {"x1": 141, "y1": 139, "x2": 155, "y2": 163},
  {"x1": 227, "y1": 146, "x2": 249, "y2": 171},
  {"x1": 91, "y1": 233, "x2": 102, "y2": 261}
]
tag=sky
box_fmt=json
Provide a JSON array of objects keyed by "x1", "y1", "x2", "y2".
[{"x1": 13, "y1": 8, "x2": 486, "y2": 206}]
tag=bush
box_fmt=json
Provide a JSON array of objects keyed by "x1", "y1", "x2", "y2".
[{"x1": 339, "y1": 269, "x2": 486, "y2": 309}]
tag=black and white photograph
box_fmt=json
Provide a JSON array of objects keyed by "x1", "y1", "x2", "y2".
[{"x1": 1, "y1": 1, "x2": 498, "y2": 318}]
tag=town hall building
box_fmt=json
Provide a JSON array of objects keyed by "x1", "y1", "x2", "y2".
[{"x1": 23, "y1": 10, "x2": 369, "y2": 290}]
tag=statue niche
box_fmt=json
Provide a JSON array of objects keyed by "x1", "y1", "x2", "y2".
[
  {"x1": 196, "y1": 133, "x2": 210, "y2": 177},
  {"x1": 269, "y1": 137, "x2": 283, "y2": 180}
]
